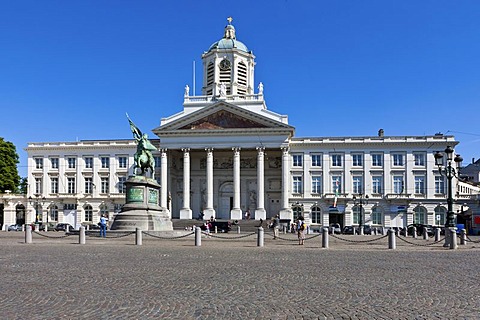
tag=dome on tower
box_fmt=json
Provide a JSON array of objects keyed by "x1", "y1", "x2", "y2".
[{"x1": 207, "y1": 18, "x2": 249, "y2": 53}]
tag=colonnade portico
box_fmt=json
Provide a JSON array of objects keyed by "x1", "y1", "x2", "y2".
[{"x1": 159, "y1": 146, "x2": 286, "y2": 220}]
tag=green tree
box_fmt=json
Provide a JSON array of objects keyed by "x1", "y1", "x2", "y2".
[{"x1": 0, "y1": 138, "x2": 21, "y2": 193}]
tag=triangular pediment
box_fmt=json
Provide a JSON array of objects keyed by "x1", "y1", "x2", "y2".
[
  {"x1": 179, "y1": 109, "x2": 268, "y2": 130},
  {"x1": 154, "y1": 102, "x2": 294, "y2": 135}
]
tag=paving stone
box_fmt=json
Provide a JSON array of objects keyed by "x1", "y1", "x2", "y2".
[{"x1": 1, "y1": 231, "x2": 479, "y2": 319}]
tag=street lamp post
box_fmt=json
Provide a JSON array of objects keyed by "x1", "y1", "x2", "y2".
[
  {"x1": 353, "y1": 194, "x2": 369, "y2": 235},
  {"x1": 28, "y1": 194, "x2": 46, "y2": 224},
  {"x1": 434, "y1": 146, "x2": 463, "y2": 247}
]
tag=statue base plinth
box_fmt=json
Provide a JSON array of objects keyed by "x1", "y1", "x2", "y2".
[{"x1": 110, "y1": 175, "x2": 173, "y2": 231}]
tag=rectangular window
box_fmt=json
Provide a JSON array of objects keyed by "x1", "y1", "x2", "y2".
[
  {"x1": 292, "y1": 154, "x2": 303, "y2": 167},
  {"x1": 352, "y1": 154, "x2": 363, "y2": 167},
  {"x1": 352, "y1": 176, "x2": 363, "y2": 194},
  {"x1": 415, "y1": 176, "x2": 426, "y2": 194},
  {"x1": 371, "y1": 154, "x2": 383, "y2": 167},
  {"x1": 67, "y1": 157, "x2": 76, "y2": 169},
  {"x1": 435, "y1": 176, "x2": 445, "y2": 194},
  {"x1": 392, "y1": 154, "x2": 404, "y2": 166},
  {"x1": 292, "y1": 176, "x2": 303, "y2": 194},
  {"x1": 154, "y1": 156, "x2": 161, "y2": 168},
  {"x1": 85, "y1": 157, "x2": 93, "y2": 169},
  {"x1": 393, "y1": 176, "x2": 404, "y2": 194},
  {"x1": 35, "y1": 158, "x2": 43, "y2": 169},
  {"x1": 372, "y1": 176, "x2": 383, "y2": 194},
  {"x1": 50, "y1": 157, "x2": 59, "y2": 169},
  {"x1": 50, "y1": 177, "x2": 58, "y2": 194},
  {"x1": 311, "y1": 154, "x2": 322, "y2": 167},
  {"x1": 101, "y1": 157, "x2": 110, "y2": 169},
  {"x1": 101, "y1": 177, "x2": 109, "y2": 193},
  {"x1": 67, "y1": 177, "x2": 76, "y2": 194},
  {"x1": 35, "y1": 178, "x2": 42, "y2": 194},
  {"x1": 311, "y1": 176, "x2": 322, "y2": 194},
  {"x1": 414, "y1": 153, "x2": 426, "y2": 166},
  {"x1": 118, "y1": 156, "x2": 128, "y2": 168},
  {"x1": 332, "y1": 175, "x2": 342, "y2": 194},
  {"x1": 331, "y1": 154, "x2": 343, "y2": 167},
  {"x1": 118, "y1": 176, "x2": 127, "y2": 193},
  {"x1": 85, "y1": 177, "x2": 93, "y2": 194}
]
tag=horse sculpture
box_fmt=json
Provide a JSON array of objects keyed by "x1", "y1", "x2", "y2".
[{"x1": 127, "y1": 113, "x2": 157, "y2": 177}]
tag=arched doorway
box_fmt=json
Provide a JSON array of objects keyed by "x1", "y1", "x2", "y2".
[
  {"x1": 218, "y1": 182, "x2": 233, "y2": 220},
  {"x1": 16, "y1": 204, "x2": 26, "y2": 225}
]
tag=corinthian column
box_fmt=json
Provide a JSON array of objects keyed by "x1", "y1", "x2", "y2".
[
  {"x1": 160, "y1": 149, "x2": 169, "y2": 215},
  {"x1": 255, "y1": 147, "x2": 266, "y2": 220},
  {"x1": 230, "y1": 147, "x2": 242, "y2": 220},
  {"x1": 203, "y1": 148, "x2": 216, "y2": 219},
  {"x1": 179, "y1": 148, "x2": 192, "y2": 219},
  {"x1": 280, "y1": 146, "x2": 292, "y2": 220}
]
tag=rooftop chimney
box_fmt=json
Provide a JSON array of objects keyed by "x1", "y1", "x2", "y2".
[{"x1": 378, "y1": 129, "x2": 384, "y2": 137}]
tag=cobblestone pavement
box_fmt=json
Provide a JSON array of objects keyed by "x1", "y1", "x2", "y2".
[{"x1": 1, "y1": 231, "x2": 480, "y2": 320}]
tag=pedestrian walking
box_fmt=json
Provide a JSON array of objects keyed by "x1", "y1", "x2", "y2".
[
  {"x1": 297, "y1": 216, "x2": 306, "y2": 245},
  {"x1": 99, "y1": 214, "x2": 108, "y2": 238},
  {"x1": 273, "y1": 214, "x2": 280, "y2": 239}
]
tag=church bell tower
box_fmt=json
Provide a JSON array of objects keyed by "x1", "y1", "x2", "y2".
[{"x1": 201, "y1": 17, "x2": 256, "y2": 97}]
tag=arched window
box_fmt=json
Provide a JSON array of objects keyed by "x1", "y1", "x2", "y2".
[
  {"x1": 371, "y1": 207, "x2": 383, "y2": 225},
  {"x1": 413, "y1": 207, "x2": 427, "y2": 224},
  {"x1": 84, "y1": 205, "x2": 93, "y2": 222},
  {"x1": 353, "y1": 206, "x2": 363, "y2": 225},
  {"x1": 50, "y1": 205, "x2": 59, "y2": 222},
  {"x1": 100, "y1": 204, "x2": 109, "y2": 220},
  {"x1": 292, "y1": 205, "x2": 303, "y2": 221},
  {"x1": 434, "y1": 207, "x2": 446, "y2": 226},
  {"x1": 15, "y1": 204, "x2": 26, "y2": 225},
  {"x1": 311, "y1": 206, "x2": 321, "y2": 224}
]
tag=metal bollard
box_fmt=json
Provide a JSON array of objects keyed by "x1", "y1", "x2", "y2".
[
  {"x1": 257, "y1": 227, "x2": 264, "y2": 247},
  {"x1": 359, "y1": 226, "x2": 364, "y2": 236},
  {"x1": 135, "y1": 228, "x2": 142, "y2": 246},
  {"x1": 283, "y1": 225, "x2": 287, "y2": 234},
  {"x1": 195, "y1": 227, "x2": 201, "y2": 247},
  {"x1": 86, "y1": 224, "x2": 90, "y2": 231},
  {"x1": 44, "y1": 224, "x2": 48, "y2": 232},
  {"x1": 214, "y1": 226, "x2": 218, "y2": 234},
  {"x1": 423, "y1": 227, "x2": 429, "y2": 240},
  {"x1": 322, "y1": 227, "x2": 329, "y2": 248},
  {"x1": 412, "y1": 227, "x2": 417, "y2": 239},
  {"x1": 460, "y1": 229, "x2": 466, "y2": 246},
  {"x1": 25, "y1": 225, "x2": 32, "y2": 244},
  {"x1": 388, "y1": 229, "x2": 396, "y2": 249},
  {"x1": 435, "y1": 228, "x2": 441, "y2": 242},
  {"x1": 79, "y1": 226, "x2": 86, "y2": 244},
  {"x1": 66, "y1": 225, "x2": 70, "y2": 233},
  {"x1": 237, "y1": 225, "x2": 241, "y2": 234},
  {"x1": 450, "y1": 229, "x2": 457, "y2": 250},
  {"x1": 373, "y1": 228, "x2": 377, "y2": 236}
]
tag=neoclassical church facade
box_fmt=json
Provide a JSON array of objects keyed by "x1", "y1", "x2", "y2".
[{"x1": 2, "y1": 20, "x2": 479, "y2": 232}]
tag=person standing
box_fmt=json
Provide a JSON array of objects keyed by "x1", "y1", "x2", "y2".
[
  {"x1": 273, "y1": 214, "x2": 280, "y2": 239},
  {"x1": 99, "y1": 214, "x2": 108, "y2": 238},
  {"x1": 297, "y1": 216, "x2": 306, "y2": 245}
]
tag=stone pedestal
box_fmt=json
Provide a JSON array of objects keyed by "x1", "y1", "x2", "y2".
[{"x1": 111, "y1": 176, "x2": 172, "y2": 231}]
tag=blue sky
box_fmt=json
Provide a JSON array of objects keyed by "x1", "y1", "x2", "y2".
[{"x1": 1, "y1": 0, "x2": 479, "y2": 177}]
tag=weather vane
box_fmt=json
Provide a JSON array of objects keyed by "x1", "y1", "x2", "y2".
[{"x1": 227, "y1": 17, "x2": 233, "y2": 24}]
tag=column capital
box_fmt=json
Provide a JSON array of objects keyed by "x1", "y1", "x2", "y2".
[
  {"x1": 160, "y1": 148, "x2": 168, "y2": 154},
  {"x1": 205, "y1": 147, "x2": 214, "y2": 153},
  {"x1": 181, "y1": 148, "x2": 190, "y2": 153},
  {"x1": 281, "y1": 146, "x2": 290, "y2": 154},
  {"x1": 232, "y1": 147, "x2": 241, "y2": 153},
  {"x1": 256, "y1": 146, "x2": 265, "y2": 152}
]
